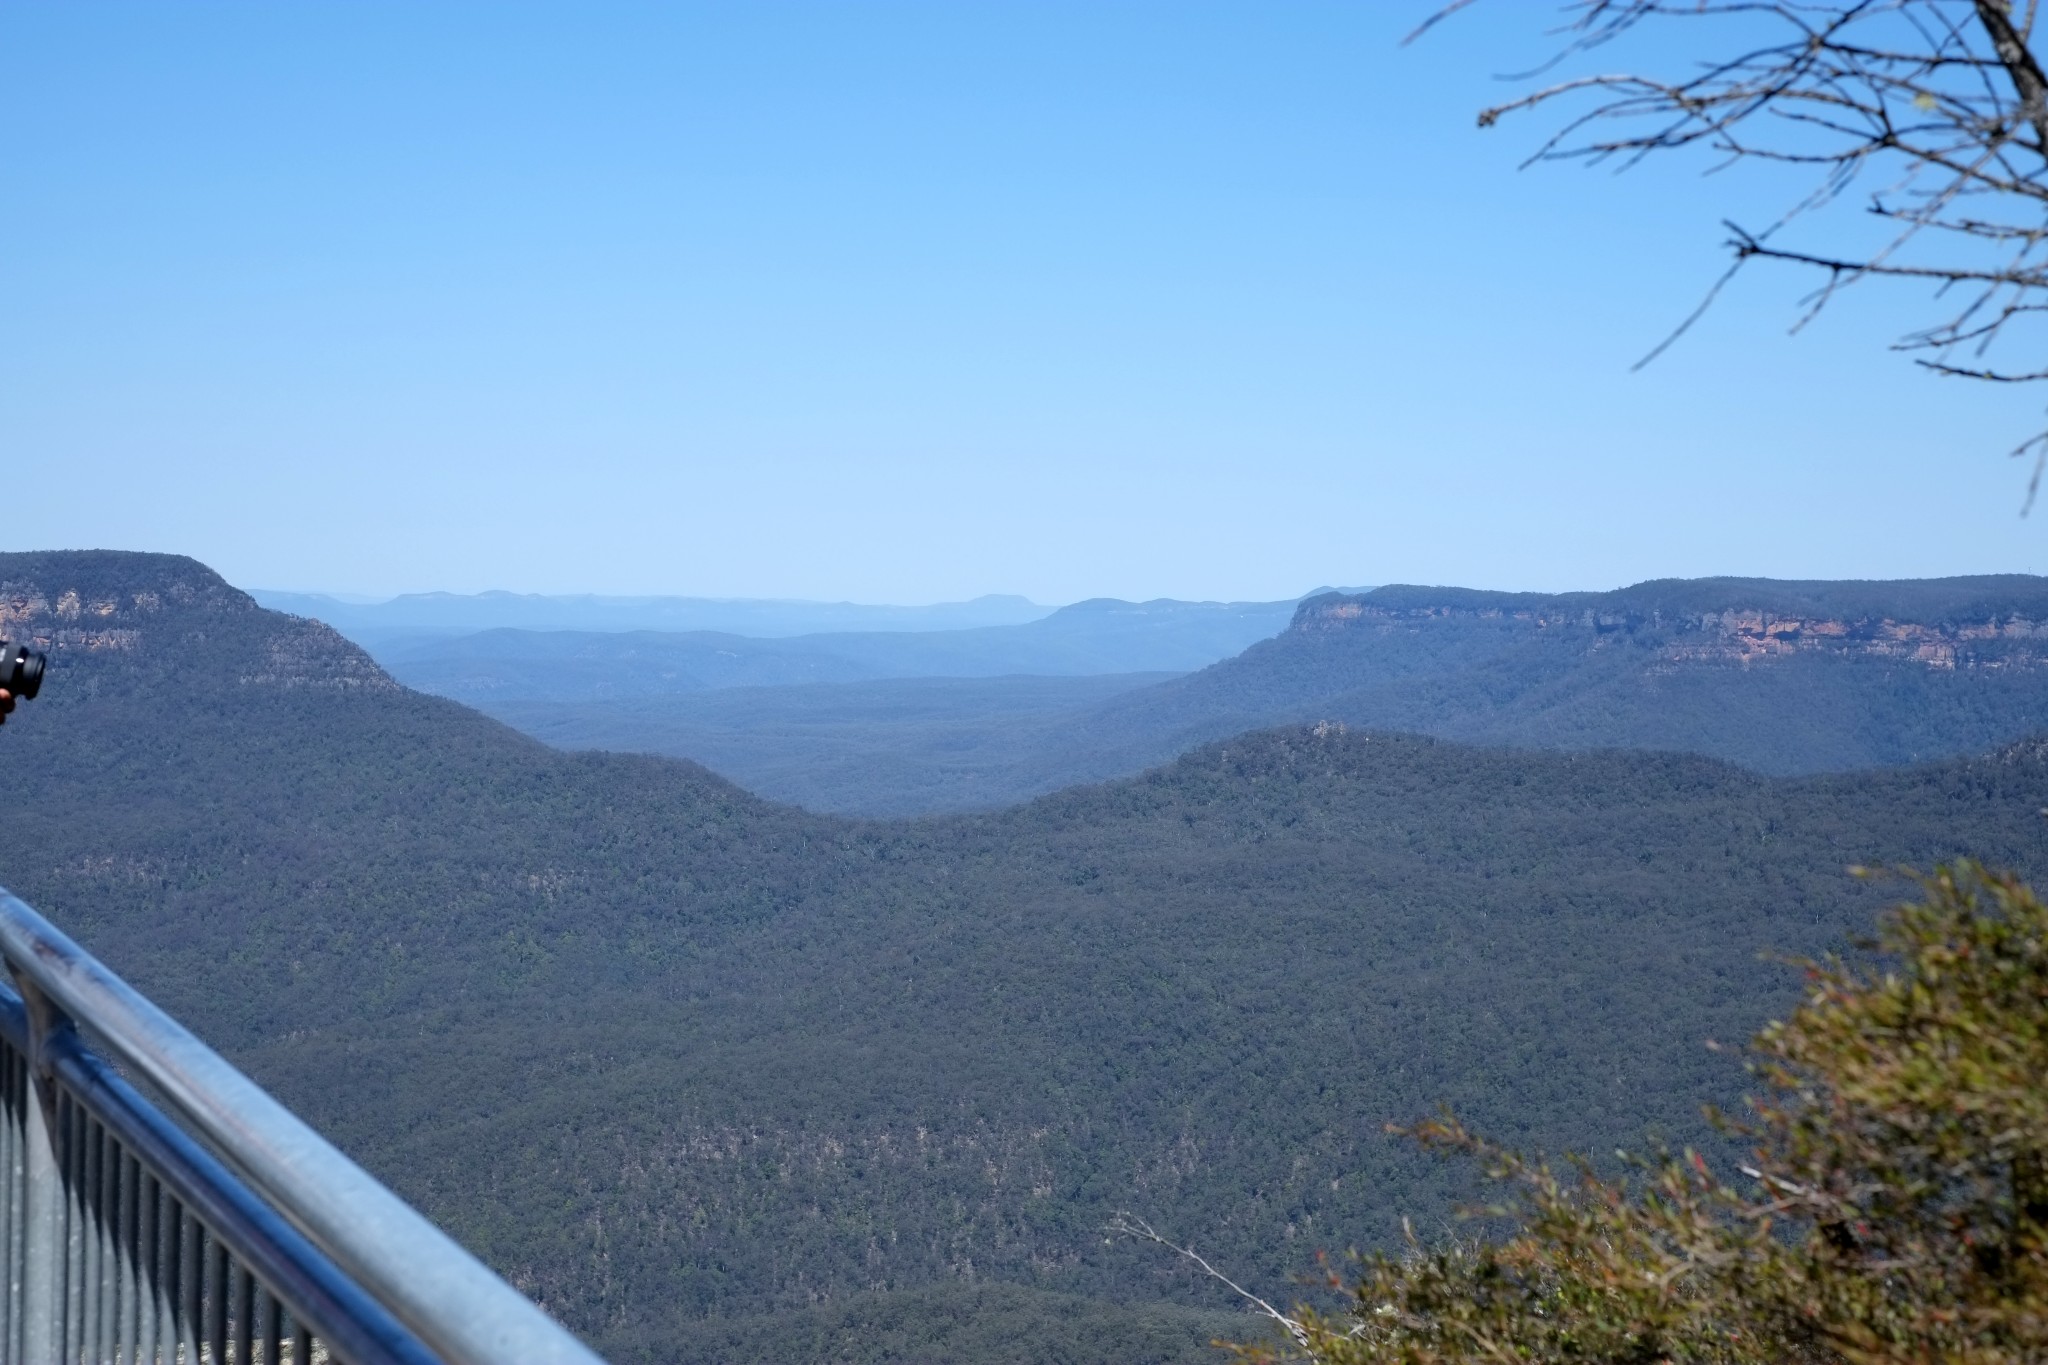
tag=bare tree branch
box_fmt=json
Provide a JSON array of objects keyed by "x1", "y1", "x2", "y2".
[
  {"x1": 1421, "y1": 1, "x2": 2048, "y2": 503},
  {"x1": 1974, "y1": 0, "x2": 2048, "y2": 149}
]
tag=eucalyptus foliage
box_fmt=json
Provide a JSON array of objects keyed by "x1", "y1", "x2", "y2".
[{"x1": 1255, "y1": 864, "x2": 2048, "y2": 1364}]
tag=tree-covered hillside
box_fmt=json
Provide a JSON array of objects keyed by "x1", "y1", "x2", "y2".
[
  {"x1": 3, "y1": 552, "x2": 2045, "y2": 1364},
  {"x1": 1077, "y1": 575, "x2": 2048, "y2": 779}
]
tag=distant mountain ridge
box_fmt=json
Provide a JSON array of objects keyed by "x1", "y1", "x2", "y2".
[
  {"x1": 489, "y1": 574, "x2": 2048, "y2": 814},
  {"x1": 1314, "y1": 573, "x2": 2048, "y2": 618},
  {"x1": 1074, "y1": 572, "x2": 2048, "y2": 782},
  {"x1": 1295, "y1": 575, "x2": 2048, "y2": 668},
  {"x1": 368, "y1": 596, "x2": 1302, "y2": 702},
  {"x1": 251, "y1": 588, "x2": 1056, "y2": 642}
]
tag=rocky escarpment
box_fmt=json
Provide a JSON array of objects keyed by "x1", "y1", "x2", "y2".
[
  {"x1": 1293, "y1": 576, "x2": 2048, "y2": 671},
  {"x1": 0, "y1": 550, "x2": 397, "y2": 693}
]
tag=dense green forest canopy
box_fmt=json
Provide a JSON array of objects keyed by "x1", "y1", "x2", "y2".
[{"x1": 3, "y1": 552, "x2": 2046, "y2": 1363}]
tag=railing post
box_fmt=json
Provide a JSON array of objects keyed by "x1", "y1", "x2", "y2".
[{"x1": 12, "y1": 969, "x2": 68, "y2": 1365}]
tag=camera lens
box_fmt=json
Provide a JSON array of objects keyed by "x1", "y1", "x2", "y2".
[{"x1": 1, "y1": 640, "x2": 43, "y2": 700}]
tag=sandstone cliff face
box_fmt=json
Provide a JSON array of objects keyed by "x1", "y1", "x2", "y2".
[
  {"x1": 0, "y1": 551, "x2": 397, "y2": 693},
  {"x1": 1292, "y1": 586, "x2": 2048, "y2": 672}
]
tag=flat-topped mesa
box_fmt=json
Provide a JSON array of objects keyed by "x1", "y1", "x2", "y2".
[
  {"x1": 0, "y1": 549, "x2": 397, "y2": 694},
  {"x1": 1292, "y1": 575, "x2": 2048, "y2": 670}
]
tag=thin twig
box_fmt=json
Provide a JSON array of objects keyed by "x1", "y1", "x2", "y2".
[{"x1": 1109, "y1": 1213, "x2": 1314, "y2": 1354}]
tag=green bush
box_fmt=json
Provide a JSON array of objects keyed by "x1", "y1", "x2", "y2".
[{"x1": 1256, "y1": 864, "x2": 2048, "y2": 1363}]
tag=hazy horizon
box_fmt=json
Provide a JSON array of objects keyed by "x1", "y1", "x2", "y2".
[
  {"x1": 251, "y1": 582, "x2": 1379, "y2": 609},
  {"x1": 250, "y1": 571, "x2": 2043, "y2": 612},
  {"x1": 6, "y1": 5, "x2": 2042, "y2": 602}
]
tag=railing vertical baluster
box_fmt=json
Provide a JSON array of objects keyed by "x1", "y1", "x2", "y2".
[
  {"x1": 258, "y1": 1287, "x2": 279, "y2": 1365},
  {"x1": 290, "y1": 1318, "x2": 312, "y2": 1365},
  {"x1": 109, "y1": 1137, "x2": 123, "y2": 1365},
  {"x1": 160, "y1": 1199, "x2": 183, "y2": 1365},
  {"x1": 2, "y1": 1046, "x2": 11, "y2": 1362},
  {"x1": 13, "y1": 1046, "x2": 25, "y2": 1365},
  {"x1": 104, "y1": 1139, "x2": 115, "y2": 1365},
  {"x1": 206, "y1": 1231, "x2": 227, "y2": 1364},
  {"x1": 125, "y1": 1158, "x2": 137, "y2": 1365},
  {"x1": 14, "y1": 1046, "x2": 25, "y2": 1365},
  {"x1": 82, "y1": 1114, "x2": 97, "y2": 1364},
  {"x1": 88, "y1": 1113, "x2": 105, "y2": 1358},
  {"x1": 65, "y1": 1096, "x2": 85, "y2": 1361},
  {"x1": 153, "y1": 1192, "x2": 175, "y2": 1365},
  {"x1": 135, "y1": 1172, "x2": 156, "y2": 1365},
  {"x1": 108, "y1": 1137, "x2": 121, "y2": 1365},
  {"x1": 80, "y1": 1120, "x2": 95, "y2": 1365},
  {"x1": 194, "y1": 1223, "x2": 210, "y2": 1365},
  {"x1": 16, "y1": 1021, "x2": 59, "y2": 1364},
  {"x1": 4, "y1": 1046, "x2": 15, "y2": 1365},
  {"x1": 19, "y1": 1051, "x2": 29, "y2": 1365},
  {"x1": 96, "y1": 1124, "x2": 116, "y2": 1364},
  {"x1": 70, "y1": 1099, "x2": 86, "y2": 1359},
  {"x1": 84, "y1": 1120, "x2": 98, "y2": 1365},
  {"x1": 178, "y1": 1212, "x2": 199, "y2": 1365},
  {"x1": 105, "y1": 1126, "x2": 120, "y2": 1365},
  {"x1": 10, "y1": 1043, "x2": 23, "y2": 1365},
  {"x1": 221, "y1": 1254, "x2": 235, "y2": 1364},
  {"x1": 84, "y1": 1117, "x2": 103, "y2": 1365},
  {"x1": 233, "y1": 1264, "x2": 253, "y2": 1364},
  {"x1": 1, "y1": 1044, "x2": 16, "y2": 1363},
  {"x1": 112, "y1": 1141, "x2": 127, "y2": 1364},
  {"x1": 120, "y1": 1151, "x2": 139, "y2": 1364},
  {"x1": 83, "y1": 1115, "x2": 99, "y2": 1364},
  {"x1": 76, "y1": 1112, "x2": 89, "y2": 1365}
]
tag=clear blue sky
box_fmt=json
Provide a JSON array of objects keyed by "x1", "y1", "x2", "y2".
[{"x1": 3, "y1": 3, "x2": 2042, "y2": 603}]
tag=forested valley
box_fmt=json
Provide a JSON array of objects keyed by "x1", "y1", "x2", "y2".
[
  {"x1": 5, "y1": 551, "x2": 2048, "y2": 1363},
  {"x1": 466, "y1": 576, "x2": 2048, "y2": 816}
]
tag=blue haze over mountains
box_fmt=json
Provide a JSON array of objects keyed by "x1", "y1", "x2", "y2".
[
  {"x1": 250, "y1": 588, "x2": 1062, "y2": 643},
  {"x1": 255, "y1": 586, "x2": 1336, "y2": 817},
  {"x1": 325, "y1": 597, "x2": 1311, "y2": 697},
  {"x1": 268, "y1": 574, "x2": 2048, "y2": 817}
]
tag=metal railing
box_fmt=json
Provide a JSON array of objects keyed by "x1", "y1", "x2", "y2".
[{"x1": 0, "y1": 886, "x2": 608, "y2": 1365}]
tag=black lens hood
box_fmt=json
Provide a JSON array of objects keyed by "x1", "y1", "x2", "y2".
[{"x1": 0, "y1": 639, "x2": 43, "y2": 700}]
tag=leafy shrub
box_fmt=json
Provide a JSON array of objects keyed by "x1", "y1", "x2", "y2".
[{"x1": 1253, "y1": 864, "x2": 2048, "y2": 1364}]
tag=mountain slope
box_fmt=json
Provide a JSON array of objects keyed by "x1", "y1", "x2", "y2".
[
  {"x1": 1087, "y1": 578, "x2": 2048, "y2": 777},
  {"x1": 5, "y1": 553, "x2": 2046, "y2": 1362}
]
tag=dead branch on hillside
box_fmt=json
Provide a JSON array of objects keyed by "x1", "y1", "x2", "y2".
[{"x1": 1109, "y1": 1212, "x2": 1316, "y2": 1354}]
